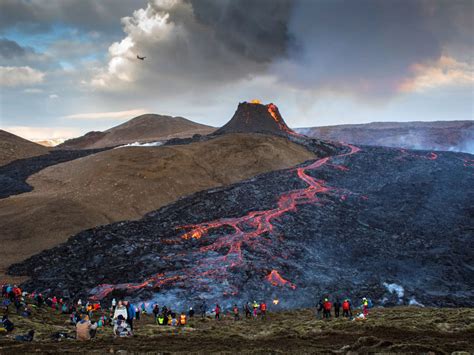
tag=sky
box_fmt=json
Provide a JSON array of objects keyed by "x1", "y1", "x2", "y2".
[{"x1": 0, "y1": 0, "x2": 473, "y2": 141}]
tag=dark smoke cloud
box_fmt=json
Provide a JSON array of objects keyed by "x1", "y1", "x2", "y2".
[
  {"x1": 91, "y1": 0, "x2": 472, "y2": 100},
  {"x1": 272, "y1": 0, "x2": 473, "y2": 96},
  {"x1": 188, "y1": 0, "x2": 292, "y2": 63}
]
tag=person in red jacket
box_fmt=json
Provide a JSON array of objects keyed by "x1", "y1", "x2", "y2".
[
  {"x1": 214, "y1": 304, "x2": 221, "y2": 320},
  {"x1": 342, "y1": 299, "x2": 352, "y2": 318},
  {"x1": 323, "y1": 298, "x2": 332, "y2": 319},
  {"x1": 260, "y1": 302, "x2": 267, "y2": 320}
]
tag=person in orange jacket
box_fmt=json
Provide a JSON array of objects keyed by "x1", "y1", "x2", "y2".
[{"x1": 260, "y1": 301, "x2": 267, "y2": 320}]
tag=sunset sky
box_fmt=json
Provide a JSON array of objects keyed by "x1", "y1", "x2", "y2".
[{"x1": 0, "y1": 0, "x2": 472, "y2": 140}]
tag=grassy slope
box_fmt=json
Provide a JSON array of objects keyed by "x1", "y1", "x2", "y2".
[{"x1": 0, "y1": 302, "x2": 472, "y2": 353}]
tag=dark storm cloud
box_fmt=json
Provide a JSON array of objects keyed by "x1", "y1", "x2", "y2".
[
  {"x1": 0, "y1": 0, "x2": 147, "y2": 35},
  {"x1": 188, "y1": 0, "x2": 292, "y2": 63}
]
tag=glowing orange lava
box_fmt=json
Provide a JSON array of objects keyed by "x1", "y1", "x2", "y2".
[{"x1": 266, "y1": 270, "x2": 296, "y2": 289}]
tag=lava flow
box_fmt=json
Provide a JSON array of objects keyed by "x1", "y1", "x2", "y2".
[{"x1": 90, "y1": 143, "x2": 360, "y2": 300}]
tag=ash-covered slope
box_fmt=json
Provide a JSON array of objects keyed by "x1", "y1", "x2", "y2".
[
  {"x1": 0, "y1": 130, "x2": 50, "y2": 166},
  {"x1": 216, "y1": 101, "x2": 297, "y2": 136},
  {"x1": 10, "y1": 136, "x2": 474, "y2": 308}
]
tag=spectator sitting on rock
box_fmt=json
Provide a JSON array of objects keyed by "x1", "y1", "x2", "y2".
[
  {"x1": 1, "y1": 315, "x2": 14, "y2": 333},
  {"x1": 114, "y1": 315, "x2": 132, "y2": 337},
  {"x1": 1, "y1": 298, "x2": 10, "y2": 313},
  {"x1": 21, "y1": 306, "x2": 32, "y2": 318},
  {"x1": 76, "y1": 315, "x2": 97, "y2": 341},
  {"x1": 15, "y1": 330, "x2": 34, "y2": 342}
]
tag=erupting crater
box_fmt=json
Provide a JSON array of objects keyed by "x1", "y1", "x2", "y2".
[{"x1": 215, "y1": 101, "x2": 301, "y2": 137}]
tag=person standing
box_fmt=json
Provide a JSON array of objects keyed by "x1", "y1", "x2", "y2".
[
  {"x1": 214, "y1": 304, "x2": 221, "y2": 320},
  {"x1": 342, "y1": 299, "x2": 351, "y2": 318},
  {"x1": 323, "y1": 298, "x2": 332, "y2": 319},
  {"x1": 244, "y1": 303, "x2": 252, "y2": 319},
  {"x1": 152, "y1": 304, "x2": 160, "y2": 320},
  {"x1": 362, "y1": 298, "x2": 369, "y2": 317},
  {"x1": 233, "y1": 304, "x2": 240, "y2": 321},
  {"x1": 125, "y1": 301, "x2": 136, "y2": 331},
  {"x1": 200, "y1": 301, "x2": 207, "y2": 318},
  {"x1": 334, "y1": 299, "x2": 341, "y2": 318},
  {"x1": 260, "y1": 301, "x2": 267, "y2": 320}
]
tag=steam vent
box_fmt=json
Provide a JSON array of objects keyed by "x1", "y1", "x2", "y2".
[{"x1": 215, "y1": 101, "x2": 296, "y2": 136}]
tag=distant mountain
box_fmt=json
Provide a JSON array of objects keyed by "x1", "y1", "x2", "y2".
[
  {"x1": 58, "y1": 114, "x2": 216, "y2": 149},
  {"x1": 296, "y1": 120, "x2": 474, "y2": 153},
  {"x1": 34, "y1": 138, "x2": 66, "y2": 147},
  {"x1": 0, "y1": 130, "x2": 49, "y2": 166}
]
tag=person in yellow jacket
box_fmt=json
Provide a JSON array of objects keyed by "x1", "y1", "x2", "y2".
[
  {"x1": 362, "y1": 297, "x2": 369, "y2": 317},
  {"x1": 179, "y1": 313, "x2": 187, "y2": 326}
]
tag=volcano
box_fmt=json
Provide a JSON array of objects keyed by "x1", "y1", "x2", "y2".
[{"x1": 215, "y1": 101, "x2": 297, "y2": 136}]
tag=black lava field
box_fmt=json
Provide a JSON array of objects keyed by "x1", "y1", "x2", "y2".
[
  {"x1": 10, "y1": 134, "x2": 474, "y2": 309},
  {"x1": 0, "y1": 149, "x2": 108, "y2": 199}
]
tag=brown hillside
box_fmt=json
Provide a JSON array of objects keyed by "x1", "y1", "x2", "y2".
[
  {"x1": 58, "y1": 114, "x2": 216, "y2": 149},
  {"x1": 0, "y1": 130, "x2": 50, "y2": 166},
  {"x1": 0, "y1": 133, "x2": 315, "y2": 280}
]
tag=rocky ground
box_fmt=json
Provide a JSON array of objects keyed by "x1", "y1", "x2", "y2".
[
  {"x1": 9, "y1": 134, "x2": 474, "y2": 308},
  {"x1": 0, "y1": 301, "x2": 472, "y2": 353}
]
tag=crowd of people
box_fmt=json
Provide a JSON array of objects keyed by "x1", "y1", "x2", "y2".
[{"x1": 1, "y1": 283, "x2": 373, "y2": 342}]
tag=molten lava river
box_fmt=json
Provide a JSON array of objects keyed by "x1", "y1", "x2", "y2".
[{"x1": 90, "y1": 143, "x2": 362, "y2": 301}]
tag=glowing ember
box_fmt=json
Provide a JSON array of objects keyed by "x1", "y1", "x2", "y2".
[
  {"x1": 266, "y1": 270, "x2": 296, "y2": 289},
  {"x1": 250, "y1": 99, "x2": 262, "y2": 104}
]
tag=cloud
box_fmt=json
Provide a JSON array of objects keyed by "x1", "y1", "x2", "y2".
[
  {"x1": 89, "y1": 0, "x2": 473, "y2": 101},
  {"x1": 64, "y1": 108, "x2": 148, "y2": 120},
  {"x1": 49, "y1": 94, "x2": 59, "y2": 99},
  {"x1": 0, "y1": 0, "x2": 147, "y2": 35},
  {"x1": 91, "y1": 0, "x2": 290, "y2": 93},
  {"x1": 0, "y1": 38, "x2": 58, "y2": 71},
  {"x1": 0, "y1": 66, "x2": 45, "y2": 86},
  {"x1": 399, "y1": 56, "x2": 474, "y2": 93},
  {"x1": 3, "y1": 126, "x2": 81, "y2": 141}
]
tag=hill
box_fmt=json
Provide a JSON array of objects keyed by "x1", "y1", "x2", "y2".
[
  {"x1": 58, "y1": 114, "x2": 216, "y2": 149},
  {"x1": 296, "y1": 120, "x2": 474, "y2": 153},
  {"x1": 0, "y1": 133, "x2": 315, "y2": 281},
  {"x1": 0, "y1": 130, "x2": 50, "y2": 166}
]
